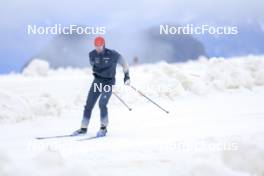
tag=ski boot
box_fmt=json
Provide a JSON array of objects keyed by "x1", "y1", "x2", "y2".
[
  {"x1": 96, "y1": 126, "x2": 107, "y2": 137},
  {"x1": 72, "y1": 128, "x2": 87, "y2": 136}
]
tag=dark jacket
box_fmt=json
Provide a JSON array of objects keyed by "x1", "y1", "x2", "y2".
[{"x1": 89, "y1": 48, "x2": 129, "y2": 85}]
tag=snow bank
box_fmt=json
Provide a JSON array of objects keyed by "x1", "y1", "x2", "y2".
[
  {"x1": 22, "y1": 59, "x2": 91, "y2": 77},
  {"x1": 120, "y1": 55, "x2": 264, "y2": 101},
  {"x1": 21, "y1": 55, "x2": 264, "y2": 92},
  {"x1": 1, "y1": 55, "x2": 264, "y2": 123},
  {"x1": 0, "y1": 91, "x2": 62, "y2": 123},
  {"x1": 22, "y1": 59, "x2": 50, "y2": 77},
  {"x1": 0, "y1": 91, "x2": 32, "y2": 123}
]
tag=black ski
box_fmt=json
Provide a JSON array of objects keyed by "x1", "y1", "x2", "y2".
[
  {"x1": 77, "y1": 135, "x2": 106, "y2": 141},
  {"x1": 36, "y1": 134, "x2": 83, "y2": 140}
]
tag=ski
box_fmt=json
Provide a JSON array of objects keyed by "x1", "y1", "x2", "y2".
[
  {"x1": 36, "y1": 134, "x2": 84, "y2": 140},
  {"x1": 77, "y1": 135, "x2": 106, "y2": 141}
]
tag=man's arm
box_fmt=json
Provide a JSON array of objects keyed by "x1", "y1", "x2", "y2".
[
  {"x1": 117, "y1": 55, "x2": 130, "y2": 85},
  {"x1": 89, "y1": 52, "x2": 95, "y2": 67},
  {"x1": 118, "y1": 56, "x2": 129, "y2": 74}
]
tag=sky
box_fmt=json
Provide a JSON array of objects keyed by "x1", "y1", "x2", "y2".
[{"x1": 0, "y1": 0, "x2": 264, "y2": 74}]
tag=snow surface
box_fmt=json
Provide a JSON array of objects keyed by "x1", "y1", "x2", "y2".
[{"x1": 0, "y1": 55, "x2": 264, "y2": 175}]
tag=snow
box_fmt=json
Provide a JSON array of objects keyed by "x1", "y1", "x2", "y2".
[
  {"x1": 22, "y1": 59, "x2": 50, "y2": 77},
  {"x1": 0, "y1": 55, "x2": 264, "y2": 175}
]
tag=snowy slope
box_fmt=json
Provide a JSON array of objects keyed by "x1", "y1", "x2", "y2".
[{"x1": 0, "y1": 55, "x2": 264, "y2": 176}]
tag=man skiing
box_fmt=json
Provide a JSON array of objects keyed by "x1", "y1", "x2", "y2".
[{"x1": 73, "y1": 36, "x2": 130, "y2": 137}]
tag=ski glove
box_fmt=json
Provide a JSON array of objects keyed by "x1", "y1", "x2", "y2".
[{"x1": 124, "y1": 73, "x2": 130, "y2": 85}]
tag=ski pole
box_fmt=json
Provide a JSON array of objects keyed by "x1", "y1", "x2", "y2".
[
  {"x1": 113, "y1": 92, "x2": 132, "y2": 111},
  {"x1": 129, "y1": 85, "x2": 169, "y2": 114}
]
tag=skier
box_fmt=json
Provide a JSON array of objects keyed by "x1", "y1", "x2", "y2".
[{"x1": 73, "y1": 36, "x2": 130, "y2": 137}]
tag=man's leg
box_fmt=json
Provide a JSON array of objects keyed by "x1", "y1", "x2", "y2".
[
  {"x1": 98, "y1": 86, "x2": 112, "y2": 128},
  {"x1": 81, "y1": 80, "x2": 101, "y2": 129}
]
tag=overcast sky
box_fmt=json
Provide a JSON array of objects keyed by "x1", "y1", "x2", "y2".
[{"x1": 0, "y1": 0, "x2": 263, "y2": 73}]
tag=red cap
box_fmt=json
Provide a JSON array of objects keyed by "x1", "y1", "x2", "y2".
[{"x1": 94, "y1": 36, "x2": 105, "y2": 47}]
